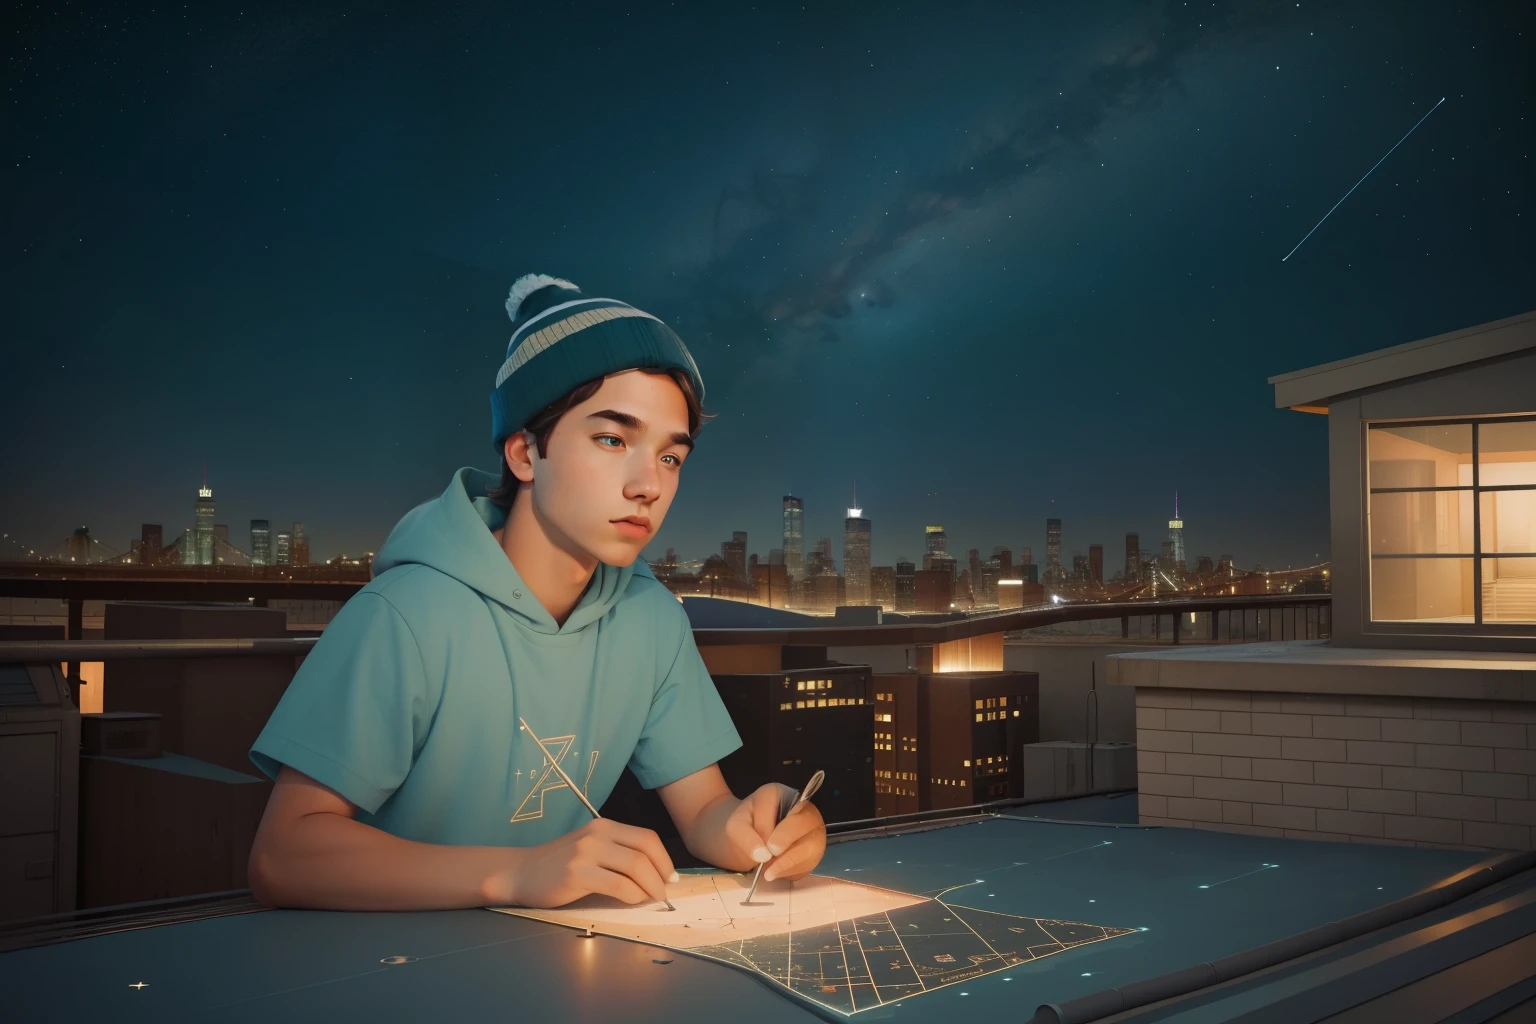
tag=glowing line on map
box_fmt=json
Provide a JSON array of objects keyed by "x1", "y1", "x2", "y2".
[{"x1": 1199, "y1": 863, "x2": 1280, "y2": 889}]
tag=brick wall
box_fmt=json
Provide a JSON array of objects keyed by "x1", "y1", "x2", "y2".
[{"x1": 1135, "y1": 689, "x2": 1536, "y2": 851}]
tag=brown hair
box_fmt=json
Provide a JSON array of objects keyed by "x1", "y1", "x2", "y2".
[{"x1": 487, "y1": 367, "x2": 711, "y2": 510}]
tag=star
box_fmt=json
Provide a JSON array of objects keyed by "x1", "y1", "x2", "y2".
[{"x1": 129, "y1": 982, "x2": 149, "y2": 990}]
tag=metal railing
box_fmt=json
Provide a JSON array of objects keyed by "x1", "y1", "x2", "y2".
[{"x1": 0, "y1": 593, "x2": 1329, "y2": 669}]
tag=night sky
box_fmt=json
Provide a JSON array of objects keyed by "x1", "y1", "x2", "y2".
[{"x1": 6, "y1": 1, "x2": 1533, "y2": 572}]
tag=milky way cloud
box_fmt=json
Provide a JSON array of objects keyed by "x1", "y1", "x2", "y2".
[{"x1": 668, "y1": 0, "x2": 1317, "y2": 377}]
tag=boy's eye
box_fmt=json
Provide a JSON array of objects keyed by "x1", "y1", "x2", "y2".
[
  {"x1": 596, "y1": 435, "x2": 623, "y2": 448},
  {"x1": 662, "y1": 453, "x2": 682, "y2": 467}
]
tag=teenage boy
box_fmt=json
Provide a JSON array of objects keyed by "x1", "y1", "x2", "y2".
[{"x1": 246, "y1": 273, "x2": 826, "y2": 911}]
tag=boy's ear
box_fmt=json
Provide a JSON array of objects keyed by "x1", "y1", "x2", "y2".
[{"x1": 503, "y1": 431, "x2": 537, "y2": 485}]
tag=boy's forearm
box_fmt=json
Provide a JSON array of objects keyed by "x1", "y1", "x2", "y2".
[
  {"x1": 680, "y1": 792, "x2": 758, "y2": 873},
  {"x1": 249, "y1": 810, "x2": 510, "y2": 911}
]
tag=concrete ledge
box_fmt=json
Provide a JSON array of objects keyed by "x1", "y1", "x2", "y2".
[{"x1": 1106, "y1": 640, "x2": 1536, "y2": 702}]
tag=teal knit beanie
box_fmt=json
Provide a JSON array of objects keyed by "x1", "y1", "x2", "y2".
[{"x1": 489, "y1": 273, "x2": 705, "y2": 452}]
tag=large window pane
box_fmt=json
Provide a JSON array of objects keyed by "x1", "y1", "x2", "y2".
[
  {"x1": 1369, "y1": 489, "x2": 1472, "y2": 554},
  {"x1": 1370, "y1": 557, "x2": 1473, "y2": 622},
  {"x1": 1481, "y1": 557, "x2": 1536, "y2": 623},
  {"x1": 1479, "y1": 489, "x2": 1536, "y2": 554},
  {"x1": 1478, "y1": 420, "x2": 1536, "y2": 486},
  {"x1": 1368, "y1": 424, "x2": 1473, "y2": 488}
]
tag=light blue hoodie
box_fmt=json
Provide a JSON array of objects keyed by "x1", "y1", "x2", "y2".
[{"x1": 249, "y1": 467, "x2": 741, "y2": 848}]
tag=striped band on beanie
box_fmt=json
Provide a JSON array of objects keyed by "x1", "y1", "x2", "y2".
[{"x1": 489, "y1": 274, "x2": 705, "y2": 452}]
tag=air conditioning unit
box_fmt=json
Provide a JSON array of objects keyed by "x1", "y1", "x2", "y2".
[{"x1": 1021, "y1": 740, "x2": 1136, "y2": 801}]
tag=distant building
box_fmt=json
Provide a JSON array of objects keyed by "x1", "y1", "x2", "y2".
[
  {"x1": 1023, "y1": 562, "x2": 1039, "y2": 585},
  {"x1": 955, "y1": 569, "x2": 974, "y2": 609},
  {"x1": 291, "y1": 522, "x2": 310, "y2": 567},
  {"x1": 1088, "y1": 544, "x2": 1104, "y2": 586},
  {"x1": 1071, "y1": 552, "x2": 1087, "y2": 582},
  {"x1": 914, "y1": 569, "x2": 955, "y2": 612},
  {"x1": 894, "y1": 559, "x2": 916, "y2": 611},
  {"x1": 1195, "y1": 554, "x2": 1214, "y2": 575},
  {"x1": 782, "y1": 496, "x2": 804, "y2": 582},
  {"x1": 870, "y1": 566, "x2": 896, "y2": 610},
  {"x1": 806, "y1": 573, "x2": 845, "y2": 614},
  {"x1": 712, "y1": 665, "x2": 874, "y2": 825},
  {"x1": 750, "y1": 561, "x2": 789, "y2": 608},
  {"x1": 843, "y1": 507, "x2": 871, "y2": 605},
  {"x1": 873, "y1": 671, "x2": 1041, "y2": 815},
  {"x1": 193, "y1": 478, "x2": 216, "y2": 566},
  {"x1": 977, "y1": 556, "x2": 1000, "y2": 606},
  {"x1": 250, "y1": 520, "x2": 271, "y2": 566},
  {"x1": 276, "y1": 532, "x2": 292, "y2": 566},
  {"x1": 1169, "y1": 491, "x2": 1186, "y2": 571},
  {"x1": 67, "y1": 527, "x2": 91, "y2": 563},
  {"x1": 1045, "y1": 518, "x2": 1063, "y2": 584},
  {"x1": 721, "y1": 530, "x2": 747, "y2": 581},
  {"x1": 921, "y1": 526, "x2": 952, "y2": 578},
  {"x1": 997, "y1": 579, "x2": 1045, "y2": 608},
  {"x1": 1125, "y1": 533, "x2": 1140, "y2": 580},
  {"x1": 138, "y1": 524, "x2": 164, "y2": 566}
]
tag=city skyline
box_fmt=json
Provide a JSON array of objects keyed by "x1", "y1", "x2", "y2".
[
  {"x1": 5, "y1": 2, "x2": 1531, "y2": 575},
  {"x1": 6, "y1": 470, "x2": 1316, "y2": 578}
]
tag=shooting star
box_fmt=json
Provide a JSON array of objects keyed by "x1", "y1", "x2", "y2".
[{"x1": 1282, "y1": 96, "x2": 1446, "y2": 262}]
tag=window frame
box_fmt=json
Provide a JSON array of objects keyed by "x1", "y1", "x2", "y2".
[{"x1": 1365, "y1": 413, "x2": 1536, "y2": 631}]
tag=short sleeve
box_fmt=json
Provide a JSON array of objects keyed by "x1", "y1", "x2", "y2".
[
  {"x1": 627, "y1": 616, "x2": 742, "y2": 790},
  {"x1": 249, "y1": 591, "x2": 434, "y2": 814}
]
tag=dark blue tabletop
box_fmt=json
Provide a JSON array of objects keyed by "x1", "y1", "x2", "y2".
[{"x1": 1, "y1": 815, "x2": 1484, "y2": 1023}]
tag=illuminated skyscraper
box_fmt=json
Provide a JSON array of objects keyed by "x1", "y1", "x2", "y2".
[
  {"x1": 921, "y1": 526, "x2": 954, "y2": 578},
  {"x1": 292, "y1": 522, "x2": 310, "y2": 567},
  {"x1": 782, "y1": 496, "x2": 804, "y2": 581},
  {"x1": 1088, "y1": 544, "x2": 1103, "y2": 586},
  {"x1": 276, "y1": 532, "x2": 292, "y2": 566},
  {"x1": 843, "y1": 505, "x2": 871, "y2": 605},
  {"x1": 1045, "y1": 518, "x2": 1063, "y2": 584},
  {"x1": 1125, "y1": 533, "x2": 1140, "y2": 580},
  {"x1": 194, "y1": 474, "x2": 215, "y2": 566},
  {"x1": 251, "y1": 520, "x2": 272, "y2": 566},
  {"x1": 1169, "y1": 492, "x2": 1186, "y2": 572}
]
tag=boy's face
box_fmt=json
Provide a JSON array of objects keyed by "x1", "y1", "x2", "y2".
[{"x1": 517, "y1": 369, "x2": 693, "y2": 567}]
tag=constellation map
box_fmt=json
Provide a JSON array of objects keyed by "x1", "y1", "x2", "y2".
[{"x1": 491, "y1": 872, "x2": 1134, "y2": 1016}]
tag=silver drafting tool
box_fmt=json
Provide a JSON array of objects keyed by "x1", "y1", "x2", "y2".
[
  {"x1": 518, "y1": 717, "x2": 676, "y2": 912},
  {"x1": 742, "y1": 769, "x2": 825, "y2": 906}
]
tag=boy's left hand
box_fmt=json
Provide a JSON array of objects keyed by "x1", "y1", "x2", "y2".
[{"x1": 724, "y1": 783, "x2": 827, "y2": 882}]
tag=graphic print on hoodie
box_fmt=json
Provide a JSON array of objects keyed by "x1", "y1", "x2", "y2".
[{"x1": 249, "y1": 467, "x2": 742, "y2": 848}]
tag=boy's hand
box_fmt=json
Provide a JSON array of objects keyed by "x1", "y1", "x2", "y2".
[
  {"x1": 724, "y1": 783, "x2": 827, "y2": 883},
  {"x1": 484, "y1": 818, "x2": 677, "y2": 909}
]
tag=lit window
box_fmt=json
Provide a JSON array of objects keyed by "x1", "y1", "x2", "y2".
[
  {"x1": 796, "y1": 681, "x2": 805, "y2": 691},
  {"x1": 1367, "y1": 418, "x2": 1536, "y2": 625},
  {"x1": 795, "y1": 701, "x2": 805, "y2": 709},
  {"x1": 974, "y1": 699, "x2": 983, "y2": 710},
  {"x1": 1013, "y1": 709, "x2": 1020, "y2": 717},
  {"x1": 963, "y1": 759, "x2": 970, "y2": 767},
  {"x1": 975, "y1": 713, "x2": 983, "y2": 722},
  {"x1": 999, "y1": 696, "x2": 1008, "y2": 707}
]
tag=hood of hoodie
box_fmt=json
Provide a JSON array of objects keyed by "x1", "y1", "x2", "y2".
[{"x1": 370, "y1": 467, "x2": 645, "y2": 635}]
